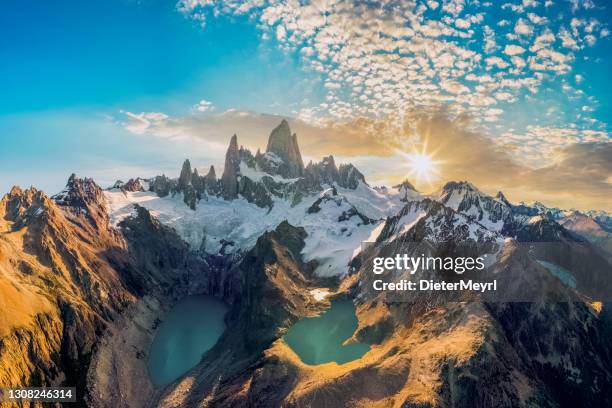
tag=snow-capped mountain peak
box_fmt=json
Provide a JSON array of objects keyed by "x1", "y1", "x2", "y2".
[{"x1": 437, "y1": 181, "x2": 512, "y2": 231}]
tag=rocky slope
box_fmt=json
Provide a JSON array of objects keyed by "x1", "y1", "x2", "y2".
[
  {"x1": 0, "y1": 177, "x2": 220, "y2": 406},
  {"x1": 151, "y1": 212, "x2": 612, "y2": 407},
  {"x1": 559, "y1": 211, "x2": 612, "y2": 256},
  {"x1": 0, "y1": 180, "x2": 136, "y2": 405}
]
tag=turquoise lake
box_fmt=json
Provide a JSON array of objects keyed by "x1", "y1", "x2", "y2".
[
  {"x1": 147, "y1": 295, "x2": 228, "y2": 387},
  {"x1": 537, "y1": 260, "x2": 577, "y2": 288},
  {"x1": 284, "y1": 299, "x2": 370, "y2": 365}
]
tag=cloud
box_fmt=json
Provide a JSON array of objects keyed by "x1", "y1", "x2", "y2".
[
  {"x1": 514, "y1": 18, "x2": 533, "y2": 36},
  {"x1": 176, "y1": 0, "x2": 606, "y2": 131},
  {"x1": 193, "y1": 99, "x2": 215, "y2": 112},
  {"x1": 486, "y1": 56, "x2": 509, "y2": 69},
  {"x1": 504, "y1": 44, "x2": 526, "y2": 55},
  {"x1": 121, "y1": 111, "x2": 171, "y2": 135},
  {"x1": 523, "y1": 143, "x2": 612, "y2": 208}
]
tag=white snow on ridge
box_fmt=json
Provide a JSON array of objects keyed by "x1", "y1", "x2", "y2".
[
  {"x1": 106, "y1": 189, "x2": 317, "y2": 254},
  {"x1": 238, "y1": 162, "x2": 298, "y2": 184},
  {"x1": 299, "y1": 193, "x2": 386, "y2": 277},
  {"x1": 441, "y1": 188, "x2": 466, "y2": 211},
  {"x1": 104, "y1": 183, "x2": 398, "y2": 277},
  {"x1": 338, "y1": 182, "x2": 408, "y2": 220}
]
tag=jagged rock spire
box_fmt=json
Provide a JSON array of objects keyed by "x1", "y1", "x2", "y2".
[
  {"x1": 394, "y1": 179, "x2": 417, "y2": 192},
  {"x1": 221, "y1": 134, "x2": 240, "y2": 199},
  {"x1": 178, "y1": 159, "x2": 192, "y2": 190},
  {"x1": 52, "y1": 174, "x2": 109, "y2": 227},
  {"x1": 265, "y1": 120, "x2": 304, "y2": 178},
  {"x1": 206, "y1": 165, "x2": 216, "y2": 181},
  {"x1": 393, "y1": 179, "x2": 418, "y2": 202},
  {"x1": 496, "y1": 191, "x2": 511, "y2": 206},
  {"x1": 205, "y1": 165, "x2": 219, "y2": 195}
]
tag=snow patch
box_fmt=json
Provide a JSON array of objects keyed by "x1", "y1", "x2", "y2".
[
  {"x1": 310, "y1": 288, "x2": 330, "y2": 301},
  {"x1": 238, "y1": 162, "x2": 297, "y2": 184}
]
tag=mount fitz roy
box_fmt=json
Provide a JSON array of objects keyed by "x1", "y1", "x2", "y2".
[{"x1": 1, "y1": 120, "x2": 612, "y2": 407}]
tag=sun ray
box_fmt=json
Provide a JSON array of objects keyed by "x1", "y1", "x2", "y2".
[{"x1": 399, "y1": 140, "x2": 442, "y2": 188}]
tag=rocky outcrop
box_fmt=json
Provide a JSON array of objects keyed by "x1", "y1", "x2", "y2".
[
  {"x1": 120, "y1": 178, "x2": 146, "y2": 192},
  {"x1": 439, "y1": 181, "x2": 514, "y2": 229},
  {"x1": 52, "y1": 173, "x2": 110, "y2": 229},
  {"x1": 204, "y1": 165, "x2": 219, "y2": 195},
  {"x1": 265, "y1": 119, "x2": 304, "y2": 178},
  {"x1": 178, "y1": 159, "x2": 192, "y2": 191},
  {"x1": 587, "y1": 210, "x2": 612, "y2": 233},
  {"x1": 559, "y1": 211, "x2": 612, "y2": 256},
  {"x1": 338, "y1": 163, "x2": 366, "y2": 189},
  {"x1": 149, "y1": 175, "x2": 173, "y2": 197},
  {"x1": 394, "y1": 179, "x2": 419, "y2": 202},
  {"x1": 221, "y1": 134, "x2": 240, "y2": 199}
]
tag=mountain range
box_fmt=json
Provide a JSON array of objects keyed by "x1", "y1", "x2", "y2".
[{"x1": 1, "y1": 120, "x2": 612, "y2": 407}]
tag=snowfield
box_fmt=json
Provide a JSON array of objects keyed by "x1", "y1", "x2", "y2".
[{"x1": 104, "y1": 181, "x2": 406, "y2": 277}]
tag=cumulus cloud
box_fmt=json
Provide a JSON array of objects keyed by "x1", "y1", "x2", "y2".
[
  {"x1": 121, "y1": 111, "x2": 172, "y2": 135},
  {"x1": 176, "y1": 0, "x2": 606, "y2": 131},
  {"x1": 193, "y1": 99, "x2": 215, "y2": 112},
  {"x1": 504, "y1": 44, "x2": 526, "y2": 55},
  {"x1": 514, "y1": 18, "x2": 533, "y2": 35}
]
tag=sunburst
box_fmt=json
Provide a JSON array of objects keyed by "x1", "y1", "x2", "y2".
[{"x1": 399, "y1": 142, "x2": 442, "y2": 187}]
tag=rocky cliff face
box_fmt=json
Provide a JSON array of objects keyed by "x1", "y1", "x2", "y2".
[
  {"x1": 155, "y1": 221, "x2": 325, "y2": 407},
  {"x1": 221, "y1": 134, "x2": 240, "y2": 199},
  {"x1": 265, "y1": 119, "x2": 304, "y2": 178},
  {"x1": 559, "y1": 211, "x2": 612, "y2": 256}
]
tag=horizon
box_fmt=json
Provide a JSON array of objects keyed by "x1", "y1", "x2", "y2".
[
  {"x1": 2, "y1": 117, "x2": 605, "y2": 214},
  {"x1": 1, "y1": 0, "x2": 610, "y2": 211}
]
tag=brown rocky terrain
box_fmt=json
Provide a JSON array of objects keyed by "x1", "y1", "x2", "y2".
[
  {"x1": 0, "y1": 178, "x2": 219, "y2": 407},
  {"x1": 0, "y1": 182, "x2": 135, "y2": 404},
  {"x1": 149, "y1": 222, "x2": 612, "y2": 408}
]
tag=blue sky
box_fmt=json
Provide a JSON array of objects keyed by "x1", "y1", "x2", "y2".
[
  {"x1": 0, "y1": 0, "x2": 325, "y2": 192},
  {"x1": 0, "y1": 0, "x2": 322, "y2": 114},
  {"x1": 1, "y1": 0, "x2": 610, "y2": 209}
]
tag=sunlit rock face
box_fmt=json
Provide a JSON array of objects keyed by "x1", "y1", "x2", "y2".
[{"x1": 265, "y1": 119, "x2": 304, "y2": 178}]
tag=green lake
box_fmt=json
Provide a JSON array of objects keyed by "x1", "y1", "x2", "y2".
[
  {"x1": 284, "y1": 299, "x2": 370, "y2": 365},
  {"x1": 147, "y1": 295, "x2": 228, "y2": 387}
]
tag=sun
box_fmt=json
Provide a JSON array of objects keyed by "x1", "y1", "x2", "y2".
[
  {"x1": 408, "y1": 153, "x2": 435, "y2": 178},
  {"x1": 403, "y1": 148, "x2": 441, "y2": 186}
]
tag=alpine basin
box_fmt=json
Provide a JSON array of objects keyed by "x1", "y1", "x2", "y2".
[
  {"x1": 284, "y1": 299, "x2": 370, "y2": 365},
  {"x1": 147, "y1": 295, "x2": 228, "y2": 387}
]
